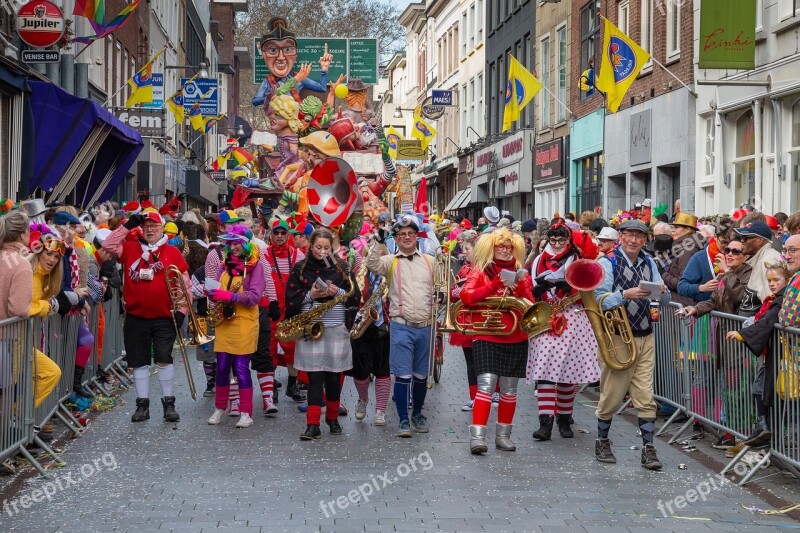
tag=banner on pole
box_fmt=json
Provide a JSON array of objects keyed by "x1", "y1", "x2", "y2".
[{"x1": 699, "y1": 0, "x2": 756, "y2": 69}]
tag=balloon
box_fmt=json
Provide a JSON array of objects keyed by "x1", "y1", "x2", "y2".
[{"x1": 334, "y1": 84, "x2": 349, "y2": 99}]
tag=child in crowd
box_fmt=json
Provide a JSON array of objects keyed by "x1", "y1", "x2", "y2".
[{"x1": 726, "y1": 262, "x2": 790, "y2": 448}]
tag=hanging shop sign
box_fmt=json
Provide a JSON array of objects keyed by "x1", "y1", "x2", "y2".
[
  {"x1": 500, "y1": 163, "x2": 521, "y2": 195},
  {"x1": 699, "y1": 0, "x2": 756, "y2": 69},
  {"x1": 475, "y1": 130, "x2": 526, "y2": 176},
  {"x1": 16, "y1": 0, "x2": 65, "y2": 48},
  {"x1": 420, "y1": 96, "x2": 445, "y2": 120},
  {"x1": 22, "y1": 49, "x2": 59, "y2": 63},
  {"x1": 114, "y1": 108, "x2": 166, "y2": 137},
  {"x1": 533, "y1": 137, "x2": 564, "y2": 181},
  {"x1": 397, "y1": 139, "x2": 426, "y2": 161}
]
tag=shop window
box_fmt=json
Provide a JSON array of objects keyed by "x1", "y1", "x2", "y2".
[
  {"x1": 580, "y1": 1, "x2": 597, "y2": 101},
  {"x1": 578, "y1": 154, "x2": 603, "y2": 213},
  {"x1": 734, "y1": 110, "x2": 756, "y2": 206},
  {"x1": 791, "y1": 101, "x2": 800, "y2": 209},
  {"x1": 540, "y1": 35, "x2": 551, "y2": 128},
  {"x1": 556, "y1": 25, "x2": 567, "y2": 123},
  {"x1": 736, "y1": 110, "x2": 755, "y2": 157},
  {"x1": 705, "y1": 118, "x2": 715, "y2": 177},
  {"x1": 640, "y1": 0, "x2": 653, "y2": 69}
]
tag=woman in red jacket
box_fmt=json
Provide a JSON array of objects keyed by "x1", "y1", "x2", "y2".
[{"x1": 460, "y1": 228, "x2": 533, "y2": 454}]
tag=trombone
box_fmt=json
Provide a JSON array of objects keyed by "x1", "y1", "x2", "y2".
[{"x1": 165, "y1": 265, "x2": 214, "y2": 400}]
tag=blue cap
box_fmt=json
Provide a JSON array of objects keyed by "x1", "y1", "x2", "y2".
[{"x1": 52, "y1": 211, "x2": 81, "y2": 226}]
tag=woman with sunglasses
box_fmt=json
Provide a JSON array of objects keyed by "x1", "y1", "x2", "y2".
[
  {"x1": 206, "y1": 225, "x2": 265, "y2": 429},
  {"x1": 527, "y1": 220, "x2": 600, "y2": 441},
  {"x1": 26, "y1": 229, "x2": 66, "y2": 408},
  {"x1": 680, "y1": 236, "x2": 752, "y2": 317},
  {"x1": 460, "y1": 228, "x2": 534, "y2": 454}
]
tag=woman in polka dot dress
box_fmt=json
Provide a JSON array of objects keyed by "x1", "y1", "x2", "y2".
[{"x1": 527, "y1": 219, "x2": 600, "y2": 441}]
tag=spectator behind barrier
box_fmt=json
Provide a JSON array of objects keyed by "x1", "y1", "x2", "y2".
[
  {"x1": 0, "y1": 208, "x2": 32, "y2": 320},
  {"x1": 681, "y1": 236, "x2": 751, "y2": 317}
]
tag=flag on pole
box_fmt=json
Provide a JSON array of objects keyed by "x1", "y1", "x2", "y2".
[
  {"x1": 411, "y1": 117, "x2": 437, "y2": 152},
  {"x1": 125, "y1": 48, "x2": 165, "y2": 107},
  {"x1": 204, "y1": 114, "x2": 225, "y2": 134},
  {"x1": 73, "y1": 0, "x2": 105, "y2": 33},
  {"x1": 502, "y1": 54, "x2": 543, "y2": 132},
  {"x1": 166, "y1": 92, "x2": 184, "y2": 123},
  {"x1": 73, "y1": 0, "x2": 141, "y2": 43},
  {"x1": 231, "y1": 147, "x2": 255, "y2": 166},
  {"x1": 595, "y1": 16, "x2": 651, "y2": 113},
  {"x1": 579, "y1": 67, "x2": 595, "y2": 96},
  {"x1": 386, "y1": 126, "x2": 404, "y2": 160},
  {"x1": 188, "y1": 104, "x2": 204, "y2": 132}
]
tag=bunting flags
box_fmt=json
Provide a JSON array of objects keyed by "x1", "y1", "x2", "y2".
[
  {"x1": 73, "y1": 0, "x2": 141, "y2": 44},
  {"x1": 502, "y1": 54, "x2": 543, "y2": 132},
  {"x1": 125, "y1": 48, "x2": 165, "y2": 107},
  {"x1": 595, "y1": 16, "x2": 651, "y2": 113}
]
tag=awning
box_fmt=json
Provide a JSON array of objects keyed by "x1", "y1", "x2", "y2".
[
  {"x1": 29, "y1": 81, "x2": 143, "y2": 207},
  {"x1": 456, "y1": 188, "x2": 474, "y2": 209},
  {"x1": 444, "y1": 189, "x2": 470, "y2": 213}
]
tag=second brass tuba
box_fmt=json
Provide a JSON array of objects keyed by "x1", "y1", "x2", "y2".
[{"x1": 565, "y1": 259, "x2": 639, "y2": 371}]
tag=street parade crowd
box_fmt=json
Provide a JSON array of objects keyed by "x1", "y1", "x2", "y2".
[
  {"x1": 1, "y1": 16, "x2": 799, "y2": 479},
  {"x1": 2, "y1": 194, "x2": 800, "y2": 475}
]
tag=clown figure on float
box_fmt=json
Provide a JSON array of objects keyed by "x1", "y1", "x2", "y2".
[{"x1": 252, "y1": 17, "x2": 333, "y2": 115}]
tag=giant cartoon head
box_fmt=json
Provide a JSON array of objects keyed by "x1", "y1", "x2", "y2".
[{"x1": 260, "y1": 17, "x2": 297, "y2": 79}]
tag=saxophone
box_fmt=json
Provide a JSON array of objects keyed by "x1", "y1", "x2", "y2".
[
  {"x1": 350, "y1": 277, "x2": 387, "y2": 339},
  {"x1": 275, "y1": 267, "x2": 355, "y2": 343}
]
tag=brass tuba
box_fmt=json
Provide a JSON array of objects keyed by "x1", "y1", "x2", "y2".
[
  {"x1": 165, "y1": 265, "x2": 214, "y2": 400},
  {"x1": 449, "y1": 294, "x2": 539, "y2": 336},
  {"x1": 565, "y1": 259, "x2": 639, "y2": 371}
]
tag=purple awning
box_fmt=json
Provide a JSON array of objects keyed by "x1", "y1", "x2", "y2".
[{"x1": 28, "y1": 81, "x2": 143, "y2": 207}]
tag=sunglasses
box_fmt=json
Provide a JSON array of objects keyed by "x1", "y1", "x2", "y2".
[
  {"x1": 723, "y1": 248, "x2": 743, "y2": 255},
  {"x1": 41, "y1": 238, "x2": 67, "y2": 256},
  {"x1": 272, "y1": 230, "x2": 288, "y2": 236}
]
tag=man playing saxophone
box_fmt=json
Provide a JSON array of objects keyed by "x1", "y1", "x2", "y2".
[
  {"x1": 366, "y1": 214, "x2": 434, "y2": 438},
  {"x1": 285, "y1": 228, "x2": 360, "y2": 440},
  {"x1": 593, "y1": 219, "x2": 668, "y2": 470}
]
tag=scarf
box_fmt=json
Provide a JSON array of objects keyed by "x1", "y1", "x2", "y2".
[
  {"x1": 485, "y1": 257, "x2": 517, "y2": 280},
  {"x1": 536, "y1": 244, "x2": 577, "y2": 276},
  {"x1": 747, "y1": 244, "x2": 777, "y2": 301},
  {"x1": 754, "y1": 294, "x2": 776, "y2": 322},
  {"x1": 129, "y1": 235, "x2": 168, "y2": 281},
  {"x1": 68, "y1": 248, "x2": 80, "y2": 290}
]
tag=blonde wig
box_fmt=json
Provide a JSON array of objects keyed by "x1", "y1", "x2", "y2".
[{"x1": 472, "y1": 228, "x2": 525, "y2": 272}]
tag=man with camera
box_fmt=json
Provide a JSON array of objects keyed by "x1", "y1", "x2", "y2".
[{"x1": 105, "y1": 211, "x2": 191, "y2": 423}]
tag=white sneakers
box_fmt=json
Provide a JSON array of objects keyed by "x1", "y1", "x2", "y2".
[
  {"x1": 236, "y1": 413, "x2": 254, "y2": 428},
  {"x1": 355, "y1": 399, "x2": 368, "y2": 421},
  {"x1": 209, "y1": 409, "x2": 253, "y2": 428},
  {"x1": 374, "y1": 410, "x2": 386, "y2": 426},
  {"x1": 208, "y1": 409, "x2": 225, "y2": 425},
  {"x1": 461, "y1": 400, "x2": 474, "y2": 411}
]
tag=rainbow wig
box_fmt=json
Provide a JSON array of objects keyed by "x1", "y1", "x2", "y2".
[
  {"x1": 220, "y1": 224, "x2": 259, "y2": 267},
  {"x1": 472, "y1": 228, "x2": 525, "y2": 272}
]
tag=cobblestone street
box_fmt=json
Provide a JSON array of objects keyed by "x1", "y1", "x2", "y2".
[{"x1": 1, "y1": 344, "x2": 798, "y2": 532}]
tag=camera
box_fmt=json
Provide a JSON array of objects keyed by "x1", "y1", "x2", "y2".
[{"x1": 139, "y1": 268, "x2": 154, "y2": 281}]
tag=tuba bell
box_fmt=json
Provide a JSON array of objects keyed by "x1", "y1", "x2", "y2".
[{"x1": 565, "y1": 259, "x2": 639, "y2": 371}]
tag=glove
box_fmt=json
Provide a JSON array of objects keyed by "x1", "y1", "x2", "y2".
[
  {"x1": 376, "y1": 228, "x2": 388, "y2": 245},
  {"x1": 123, "y1": 213, "x2": 144, "y2": 230},
  {"x1": 532, "y1": 282, "x2": 552, "y2": 299},
  {"x1": 48, "y1": 297, "x2": 59, "y2": 316},
  {"x1": 554, "y1": 281, "x2": 572, "y2": 293},
  {"x1": 269, "y1": 300, "x2": 281, "y2": 321},
  {"x1": 173, "y1": 311, "x2": 186, "y2": 329},
  {"x1": 209, "y1": 289, "x2": 236, "y2": 302}
]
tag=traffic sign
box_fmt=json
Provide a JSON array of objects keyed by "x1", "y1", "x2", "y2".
[
  {"x1": 21, "y1": 49, "x2": 59, "y2": 63},
  {"x1": 16, "y1": 0, "x2": 65, "y2": 48},
  {"x1": 421, "y1": 96, "x2": 445, "y2": 120},
  {"x1": 432, "y1": 90, "x2": 454, "y2": 106},
  {"x1": 252, "y1": 37, "x2": 378, "y2": 86},
  {"x1": 181, "y1": 77, "x2": 218, "y2": 116}
]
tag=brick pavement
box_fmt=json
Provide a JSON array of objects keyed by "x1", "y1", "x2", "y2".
[{"x1": 1, "y1": 343, "x2": 798, "y2": 532}]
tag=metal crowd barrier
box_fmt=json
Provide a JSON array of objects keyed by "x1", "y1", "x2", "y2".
[
  {"x1": 647, "y1": 305, "x2": 800, "y2": 485},
  {"x1": 0, "y1": 288, "x2": 127, "y2": 477}
]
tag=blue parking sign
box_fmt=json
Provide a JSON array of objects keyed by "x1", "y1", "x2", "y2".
[{"x1": 181, "y1": 78, "x2": 218, "y2": 116}]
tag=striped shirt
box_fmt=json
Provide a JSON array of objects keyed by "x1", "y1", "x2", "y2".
[
  {"x1": 300, "y1": 289, "x2": 347, "y2": 327},
  {"x1": 263, "y1": 246, "x2": 305, "y2": 300}
]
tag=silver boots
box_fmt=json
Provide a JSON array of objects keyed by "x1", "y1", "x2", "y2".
[
  {"x1": 469, "y1": 424, "x2": 488, "y2": 454},
  {"x1": 495, "y1": 423, "x2": 516, "y2": 451}
]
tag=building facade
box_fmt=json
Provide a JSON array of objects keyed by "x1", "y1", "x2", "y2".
[{"x1": 694, "y1": 0, "x2": 800, "y2": 216}]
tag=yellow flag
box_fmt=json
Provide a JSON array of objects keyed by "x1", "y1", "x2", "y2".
[
  {"x1": 166, "y1": 92, "x2": 184, "y2": 123},
  {"x1": 502, "y1": 54, "x2": 543, "y2": 132},
  {"x1": 595, "y1": 16, "x2": 651, "y2": 113},
  {"x1": 386, "y1": 126, "x2": 404, "y2": 160},
  {"x1": 125, "y1": 48, "x2": 165, "y2": 107},
  {"x1": 411, "y1": 117, "x2": 437, "y2": 151}
]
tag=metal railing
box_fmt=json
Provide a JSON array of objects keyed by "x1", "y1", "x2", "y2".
[{"x1": 0, "y1": 287, "x2": 126, "y2": 477}]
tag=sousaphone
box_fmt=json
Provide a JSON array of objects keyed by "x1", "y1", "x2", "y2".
[{"x1": 307, "y1": 157, "x2": 364, "y2": 229}]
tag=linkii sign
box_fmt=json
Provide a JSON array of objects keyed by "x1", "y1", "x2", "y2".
[{"x1": 16, "y1": 0, "x2": 65, "y2": 48}]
